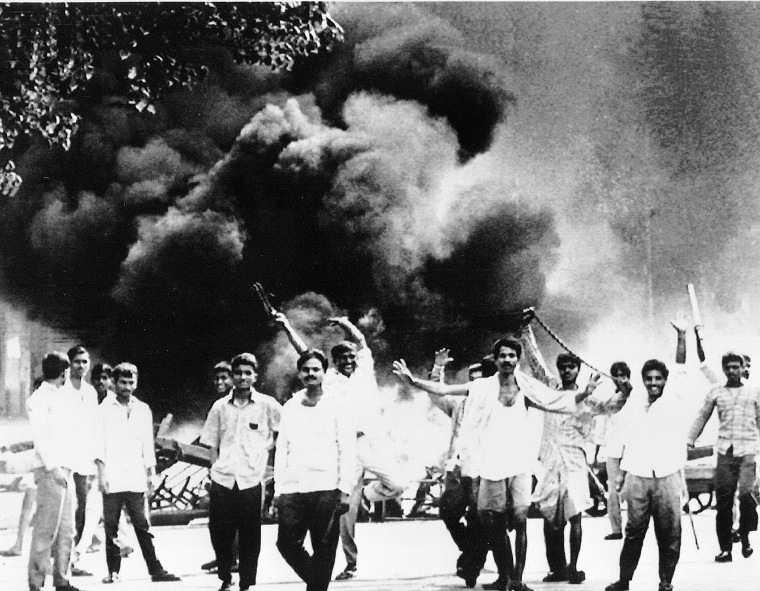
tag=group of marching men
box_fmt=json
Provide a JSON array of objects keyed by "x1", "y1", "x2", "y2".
[{"x1": 6, "y1": 308, "x2": 760, "y2": 591}]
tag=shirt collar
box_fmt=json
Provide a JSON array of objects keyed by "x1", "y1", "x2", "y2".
[{"x1": 226, "y1": 389, "x2": 254, "y2": 405}]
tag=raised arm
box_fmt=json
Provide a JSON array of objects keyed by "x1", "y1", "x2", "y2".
[
  {"x1": 273, "y1": 312, "x2": 308, "y2": 356},
  {"x1": 393, "y1": 359, "x2": 470, "y2": 397},
  {"x1": 328, "y1": 316, "x2": 367, "y2": 351},
  {"x1": 428, "y1": 349, "x2": 457, "y2": 416},
  {"x1": 671, "y1": 312, "x2": 688, "y2": 365},
  {"x1": 576, "y1": 372, "x2": 601, "y2": 405}
]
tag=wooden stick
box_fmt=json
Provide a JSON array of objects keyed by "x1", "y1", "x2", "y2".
[{"x1": 687, "y1": 283, "x2": 703, "y2": 328}]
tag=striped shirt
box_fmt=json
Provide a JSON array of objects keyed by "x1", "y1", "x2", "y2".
[{"x1": 688, "y1": 383, "x2": 760, "y2": 456}]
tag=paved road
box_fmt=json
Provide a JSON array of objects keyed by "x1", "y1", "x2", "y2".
[{"x1": 1, "y1": 507, "x2": 756, "y2": 591}]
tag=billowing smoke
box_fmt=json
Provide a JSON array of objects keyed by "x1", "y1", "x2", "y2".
[
  {"x1": 0, "y1": 3, "x2": 545, "y2": 417},
  {"x1": 7, "y1": 3, "x2": 757, "y2": 416}
]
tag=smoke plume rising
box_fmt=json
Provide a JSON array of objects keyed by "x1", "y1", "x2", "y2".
[{"x1": 3, "y1": 3, "x2": 760, "y2": 416}]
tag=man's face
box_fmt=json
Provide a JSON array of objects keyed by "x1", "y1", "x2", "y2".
[
  {"x1": 232, "y1": 364, "x2": 257, "y2": 391},
  {"x1": 558, "y1": 361, "x2": 580, "y2": 387},
  {"x1": 742, "y1": 359, "x2": 751, "y2": 380},
  {"x1": 723, "y1": 360, "x2": 744, "y2": 385},
  {"x1": 334, "y1": 349, "x2": 357, "y2": 377},
  {"x1": 299, "y1": 358, "x2": 325, "y2": 387},
  {"x1": 70, "y1": 353, "x2": 90, "y2": 380},
  {"x1": 92, "y1": 372, "x2": 112, "y2": 396},
  {"x1": 643, "y1": 369, "x2": 667, "y2": 400},
  {"x1": 495, "y1": 346, "x2": 519, "y2": 375},
  {"x1": 115, "y1": 374, "x2": 136, "y2": 402},
  {"x1": 612, "y1": 370, "x2": 630, "y2": 390},
  {"x1": 213, "y1": 371, "x2": 233, "y2": 395}
]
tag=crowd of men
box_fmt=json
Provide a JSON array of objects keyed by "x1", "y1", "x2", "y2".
[{"x1": 2, "y1": 310, "x2": 760, "y2": 591}]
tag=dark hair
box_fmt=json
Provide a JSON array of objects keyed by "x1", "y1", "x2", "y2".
[
  {"x1": 331, "y1": 341, "x2": 357, "y2": 361},
  {"x1": 722, "y1": 352, "x2": 745, "y2": 368},
  {"x1": 297, "y1": 349, "x2": 329, "y2": 371},
  {"x1": 231, "y1": 353, "x2": 258, "y2": 371},
  {"x1": 641, "y1": 359, "x2": 669, "y2": 380},
  {"x1": 67, "y1": 345, "x2": 89, "y2": 361},
  {"x1": 556, "y1": 353, "x2": 581, "y2": 369},
  {"x1": 491, "y1": 338, "x2": 522, "y2": 360},
  {"x1": 213, "y1": 361, "x2": 232, "y2": 375},
  {"x1": 610, "y1": 361, "x2": 631, "y2": 378},
  {"x1": 42, "y1": 352, "x2": 70, "y2": 380},
  {"x1": 113, "y1": 362, "x2": 138, "y2": 381},
  {"x1": 480, "y1": 355, "x2": 497, "y2": 377},
  {"x1": 91, "y1": 363, "x2": 113, "y2": 378}
]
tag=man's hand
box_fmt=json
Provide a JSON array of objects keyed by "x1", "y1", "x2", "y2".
[
  {"x1": 615, "y1": 471, "x2": 626, "y2": 494},
  {"x1": 99, "y1": 476, "x2": 109, "y2": 495},
  {"x1": 270, "y1": 496, "x2": 279, "y2": 521},
  {"x1": 670, "y1": 312, "x2": 689, "y2": 334},
  {"x1": 328, "y1": 316, "x2": 364, "y2": 343},
  {"x1": 586, "y1": 372, "x2": 601, "y2": 394},
  {"x1": 434, "y1": 348, "x2": 453, "y2": 367},
  {"x1": 273, "y1": 311, "x2": 291, "y2": 329},
  {"x1": 520, "y1": 308, "x2": 536, "y2": 328},
  {"x1": 337, "y1": 491, "x2": 351, "y2": 515},
  {"x1": 392, "y1": 360, "x2": 415, "y2": 385}
]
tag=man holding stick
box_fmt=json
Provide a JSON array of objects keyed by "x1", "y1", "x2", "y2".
[
  {"x1": 605, "y1": 314, "x2": 695, "y2": 591},
  {"x1": 393, "y1": 338, "x2": 583, "y2": 591}
]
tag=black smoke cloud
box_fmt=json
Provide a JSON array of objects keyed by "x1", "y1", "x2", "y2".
[{"x1": 0, "y1": 3, "x2": 556, "y2": 415}]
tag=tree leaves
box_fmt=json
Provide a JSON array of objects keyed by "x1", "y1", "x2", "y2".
[{"x1": 0, "y1": 2, "x2": 343, "y2": 194}]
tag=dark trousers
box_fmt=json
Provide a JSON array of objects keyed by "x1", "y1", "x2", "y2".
[
  {"x1": 715, "y1": 453, "x2": 758, "y2": 551},
  {"x1": 478, "y1": 511, "x2": 514, "y2": 584},
  {"x1": 277, "y1": 490, "x2": 342, "y2": 591},
  {"x1": 619, "y1": 473, "x2": 681, "y2": 589},
  {"x1": 544, "y1": 520, "x2": 567, "y2": 573},
  {"x1": 73, "y1": 473, "x2": 94, "y2": 545},
  {"x1": 209, "y1": 481, "x2": 262, "y2": 587},
  {"x1": 103, "y1": 492, "x2": 162, "y2": 576},
  {"x1": 440, "y1": 474, "x2": 488, "y2": 577}
]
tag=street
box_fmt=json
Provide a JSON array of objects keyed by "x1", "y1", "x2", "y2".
[{"x1": 1, "y1": 501, "x2": 756, "y2": 591}]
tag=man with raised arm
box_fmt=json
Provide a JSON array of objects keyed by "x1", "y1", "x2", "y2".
[
  {"x1": 394, "y1": 338, "x2": 587, "y2": 591},
  {"x1": 687, "y1": 350, "x2": 760, "y2": 561},
  {"x1": 605, "y1": 315, "x2": 695, "y2": 591},
  {"x1": 533, "y1": 354, "x2": 603, "y2": 585},
  {"x1": 275, "y1": 312, "x2": 404, "y2": 582}
]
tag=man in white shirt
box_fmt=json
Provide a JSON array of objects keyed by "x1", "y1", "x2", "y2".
[
  {"x1": 606, "y1": 316, "x2": 695, "y2": 591},
  {"x1": 274, "y1": 349, "x2": 357, "y2": 591},
  {"x1": 62, "y1": 346, "x2": 100, "y2": 578},
  {"x1": 200, "y1": 353, "x2": 281, "y2": 591},
  {"x1": 96, "y1": 363, "x2": 180, "y2": 585},
  {"x1": 26, "y1": 352, "x2": 83, "y2": 591},
  {"x1": 274, "y1": 312, "x2": 404, "y2": 581},
  {"x1": 394, "y1": 338, "x2": 581, "y2": 591}
]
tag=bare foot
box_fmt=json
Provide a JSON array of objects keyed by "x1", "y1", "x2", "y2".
[{"x1": 0, "y1": 547, "x2": 22, "y2": 557}]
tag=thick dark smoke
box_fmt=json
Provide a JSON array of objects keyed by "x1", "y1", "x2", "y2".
[
  {"x1": 0, "y1": 3, "x2": 542, "y2": 416},
  {"x1": 6, "y1": 3, "x2": 757, "y2": 413}
]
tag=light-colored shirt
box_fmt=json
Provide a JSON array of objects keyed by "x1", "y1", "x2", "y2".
[
  {"x1": 323, "y1": 348, "x2": 382, "y2": 437},
  {"x1": 455, "y1": 372, "x2": 575, "y2": 478},
  {"x1": 478, "y1": 390, "x2": 538, "y2": 479},
  {"x1": 62, "y1": 378, "x2": 100, "y2": 475},
  {"x1": 200, "y1": 389, "x2": 281, "y2": 490},
  {"x1": 274, "y1": 388, "x2": 357, "y2": 496},
  {"x1": 26, "y1": 381, "x2": 76, "y2": 472},
  {"x1": 687, "y1": 382, "x2": 760, "y2": 456},
  {"x1": 615, "y1": 367, "x2": 693, "y2": 478},
  {"x1": 98, "y1": 393, "x2": 156, "y2": 493}
]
